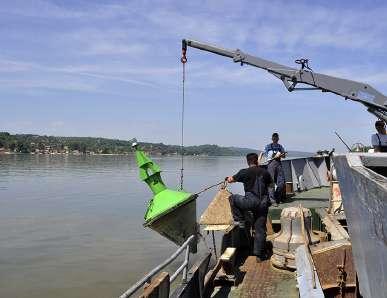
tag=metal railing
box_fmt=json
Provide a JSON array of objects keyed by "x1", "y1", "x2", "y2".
[{"x1": 119, "y1": 235, "x2": 195, "y2": 298}]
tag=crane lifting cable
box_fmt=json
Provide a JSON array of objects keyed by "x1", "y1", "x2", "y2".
[{"x1": 179, "y1": 42, "x2": 188, "y2": 190}]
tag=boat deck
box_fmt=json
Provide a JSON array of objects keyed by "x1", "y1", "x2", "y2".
[
  {"x1": 272, "y1": 187, "x2": 329, "y2": 212},
  {"x1": 211, "y1": 187, "x2": 330, "y2": 298},
  {"x1": 212, "y1": 256, "x2": 298, "y2": 298}
]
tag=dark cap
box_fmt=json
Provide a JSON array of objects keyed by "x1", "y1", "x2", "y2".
[
  {"x1": 272, "y1": 132, "x2": 279, "y2": 138},
  {"x1": 375, "y1": 120, "x2": 385, "y2": 128}
]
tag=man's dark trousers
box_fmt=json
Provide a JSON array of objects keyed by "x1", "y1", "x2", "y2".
[
  {"x1": 229, "y1": 192, "x2": 269, "y2": 257},
  {"x1": 267, "y1": 159, "x2": 285, "y2": 203}
]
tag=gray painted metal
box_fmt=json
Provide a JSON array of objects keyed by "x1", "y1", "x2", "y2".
[
  {"x1": 170, "y1": 244, "x2": 190, "y2": 282},
  {"x1": 280, "y1": 157, "x2": 329, "y2": 191},
  {"x1": 295, "y1": 245, "x2": 324, "y2": 298},
  {"x1": 281, "y1": 159, "x2": 292, "y2": 183},
  {"x1": 334, "y1": 153, "x2": 387, "y2": 298},
  {"x1": 119, "y1": 235, "x2": 195, "y2": 298},
  {"x1": 171, "y1": 253, "x2": 211, "y2": 298},
  {"x1": 183, "y1": 39, "x2": 387, "y2": 121},
  {"x1": 306, "y1": 159, "x2": 321, "y2": 187},
  {"x1": 314, "y1": 157, "x2": 329, "y2": 187},
  {"x1": 291, "y1": 158, "x2": 316, "y2": 190}
]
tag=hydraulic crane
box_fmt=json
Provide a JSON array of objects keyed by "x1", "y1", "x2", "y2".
[{"x1": 181, "y1": 39, "x2": 387, "y2": 123}]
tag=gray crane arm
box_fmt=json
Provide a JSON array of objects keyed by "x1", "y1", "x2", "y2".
[{"x1": 182, "y1": 39, "x2": 387, "y2": 122}]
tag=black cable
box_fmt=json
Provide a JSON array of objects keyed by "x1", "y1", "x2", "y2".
[{"x1": 180, "y1": 61, "x2": 186, "y2": 190}]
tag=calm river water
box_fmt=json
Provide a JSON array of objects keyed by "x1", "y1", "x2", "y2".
[{"x1": 0, "y1": 154, "x2": 246, "y2": 297}]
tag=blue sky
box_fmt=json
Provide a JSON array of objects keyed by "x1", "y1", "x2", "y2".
[{"x1": 1, "y1": 0, "x2": 387, "y2": 152}]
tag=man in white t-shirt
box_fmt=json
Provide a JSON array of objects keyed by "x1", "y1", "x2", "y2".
[{"x1": 371, "y1": 120, "x2": 387, "y2": 152}]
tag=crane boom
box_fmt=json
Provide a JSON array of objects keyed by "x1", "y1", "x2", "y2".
[{"x1": 182, "y1": 39, "x2": 387, "y2": 122}]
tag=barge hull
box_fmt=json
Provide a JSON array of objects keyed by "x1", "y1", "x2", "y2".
[{"x1": 334, "y1": 154, "x2": 387, "y2": 298}]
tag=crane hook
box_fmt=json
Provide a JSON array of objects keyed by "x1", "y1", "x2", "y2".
[{"x1": 181, "y1": 40, "x2": 187, "y2": 64}]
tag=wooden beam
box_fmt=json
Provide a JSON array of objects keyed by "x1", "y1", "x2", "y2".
[
  {"x1": 315, "y1": 208, "x2": 349, "y2": 241},
  {"x1": 140, "y1": 272, "x2": 170, "y2": 298},
  {"x1": 219, "y1": 247, "x2": 236, "y2": 275}
]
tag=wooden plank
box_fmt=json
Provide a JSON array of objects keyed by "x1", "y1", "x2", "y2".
[
  {"x1": 328, "y1": 181, "x2": 343, "y2": 213},
  {"x1": 203, "y1": 224, "x2": 232, "y2": 231},
  {"x1": 220, "y1": 247, "x2": 236, "y2": 275},
  {"x1": 316, "y1": 208, "x2": 349, "y2": 241},
  {"x1": 140, "y1": 272, "x2": 170, "y2": 298},
  {"x1": 199, "y1": 189, "x2": 234, "y2": 229},
  {"x1": 220, "y1": 247, "x2": 236, "y2": 261}
]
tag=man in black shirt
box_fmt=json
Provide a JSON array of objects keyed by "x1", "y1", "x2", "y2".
[{"x1": 226, "y1": 153, "x2": 273, "y2": 261}]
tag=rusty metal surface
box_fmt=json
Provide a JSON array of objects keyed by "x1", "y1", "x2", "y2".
[
  {"x1": 231, "y1": 256, "x2": 298, "y2": 298},
  {"x1": 311, "y1": 242, "x2": 356, "y2": 297},
  {"x1": 140, "y1": 272, "x2": 170, "y2": 298}
]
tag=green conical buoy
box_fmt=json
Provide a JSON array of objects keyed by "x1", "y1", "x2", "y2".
[{"x1": 133, "y1": 142, "x2": 197, "y2": 251}]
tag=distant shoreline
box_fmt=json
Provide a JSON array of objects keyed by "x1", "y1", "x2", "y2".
[
  {"x1": 0, "y1": 152, "x2": 129, "y2": 156},
  {"x1": 0, "y1": 132, "x2": 261, "y2": 156},
  {"x1": 0, "y1": 152, "x2": 231, "y2": 157}
]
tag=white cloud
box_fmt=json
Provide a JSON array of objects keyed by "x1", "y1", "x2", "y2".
[
  {"x1": 0, "y1": 78, "x2": 98, "y2": 93},
  {"x1": 50, "y1": 121, "x2": 65, "y2": 128},
  {"x1": 3, "y1": 0, "x2": 387, "y2": 148},
  {"x1": 57, "y1": 27, "x2": 150, "y2": 57},
  {"x1": 0, "y1": 58, "x2": 159, "y2": 90},
  {"x1": 0, "y1": 0, "x2": 133, "y2": 20},
  {"x1": 4, "y1": 1, "x2": 387, "y2": 52},
  {"x1": 237, "y1": 1, "x2": 387, "y2": 52},
  {"x1": 0, "y1": 59, "x2": 35, "y2": 72},
  {"x1": 84, "y1": 42, "x2": 147, "y2": 56}
]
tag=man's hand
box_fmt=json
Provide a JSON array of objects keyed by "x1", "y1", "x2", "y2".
[
  {"x1": 226, "y1": 176, "x2": 235, "y2": 183},
  {"x1": 273, "y1": 151, "x2": 286, "y2": 160}
]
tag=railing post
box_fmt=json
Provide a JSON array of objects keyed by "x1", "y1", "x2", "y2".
[
  {"x1": 182, "y1": 245, "x2": 190, "y2": 282},
  {"x1": 119, "y1": 235, "x2": 194, "y2": 298}
]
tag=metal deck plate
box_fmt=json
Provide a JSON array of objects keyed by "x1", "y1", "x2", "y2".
[{"x1": 215, "y1": 256, "x2": 298, "y2": 298}]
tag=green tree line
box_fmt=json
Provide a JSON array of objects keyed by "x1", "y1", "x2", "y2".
[{"x1": 0, "y1": 132, "x2": 258, "y2": 156}]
